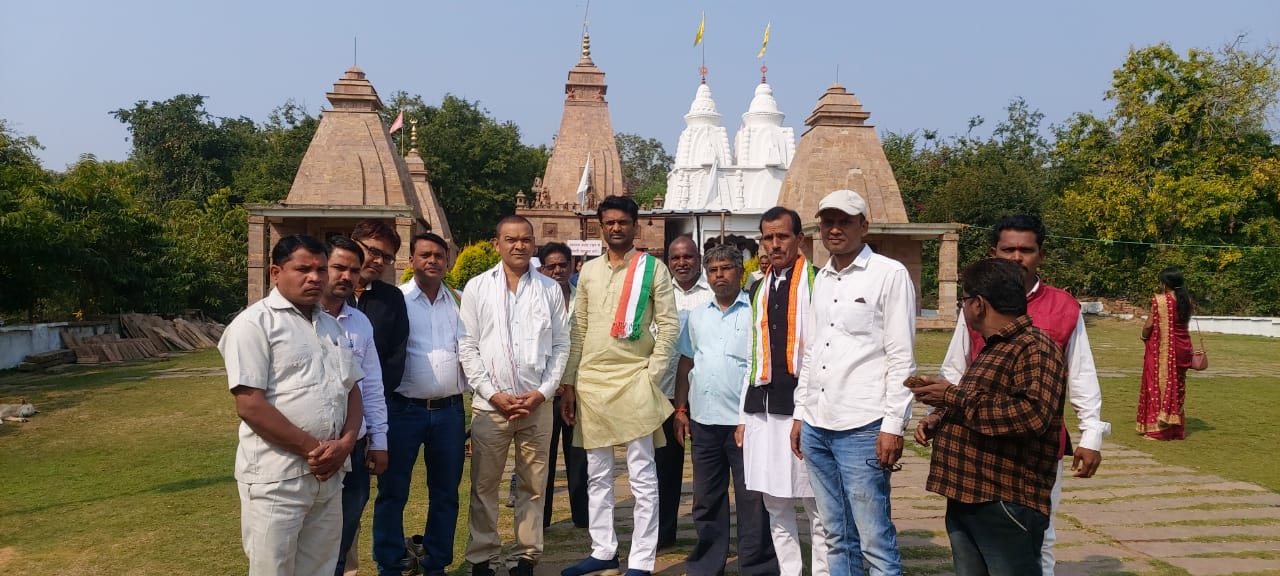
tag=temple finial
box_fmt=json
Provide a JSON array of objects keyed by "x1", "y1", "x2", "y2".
[{"x1": 409, "y1": 119, "x2": 418, "y2": 153}]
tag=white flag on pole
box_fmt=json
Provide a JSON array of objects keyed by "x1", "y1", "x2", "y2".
[
  {"x1": 704, "y1": 154, "x2": 720, "y2": 208},
  {"x1": 576, "y1": 153, "x2": 592, "y2": 207}
]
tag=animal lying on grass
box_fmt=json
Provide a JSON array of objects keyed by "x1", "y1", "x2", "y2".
[{"x1": 0, "y1": 400, "x2": 38, "y2": 423}]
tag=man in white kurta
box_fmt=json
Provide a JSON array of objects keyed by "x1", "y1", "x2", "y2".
[
  {"x1": 220, "y1": 235, "x2": 363, "y2": 576},
  {"x1": 741, "y1": 207, "x2": 829, "y2": 576},
  {"x1": 560, "y1": 196, "x2": 679, "y2": 576},
  {"x1": 459, "y1": 217, "x2": 569, "y2": 576}
]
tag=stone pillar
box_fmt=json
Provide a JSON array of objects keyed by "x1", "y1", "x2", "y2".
[
  {"x1": 394, "y1": 216, "x2": 414, "y2": 283},
  {"x1": 938, "y1": 233, "x2": 960, "y2": 322},
  {"x1": 246, "y1": 215, "x2": 269, "y2": 304}
]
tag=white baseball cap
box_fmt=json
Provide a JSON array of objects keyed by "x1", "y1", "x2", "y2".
[{"x1": 815, "y1": 189, "x2": 868, "y2": 217}]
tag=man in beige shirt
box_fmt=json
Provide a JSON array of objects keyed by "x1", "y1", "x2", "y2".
[
  {"x1": 560, "y1": 196, "x2": 679, "y2": 576},
  {"x1": 219, "y1": 235, "x2": 364, "y2": 576}
]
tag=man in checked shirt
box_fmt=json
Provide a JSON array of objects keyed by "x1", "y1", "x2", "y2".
[{"x1": 912, "y1": 258, "x2": 1067, "y2": 576}]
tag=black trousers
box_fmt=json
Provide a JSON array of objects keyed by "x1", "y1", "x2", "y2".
[
  {"x1": 946, "y1": 499, "x2": 1049, "y2": 576},
  {"x1": 686, "y1": 421, "x2": 778, "y2": 576},
  {"x1": 655, "y1": 408, "x2": 686, "y2": 546},
  {"x1": 545, "y1": 395, "x2": 588, "y2": 527}
]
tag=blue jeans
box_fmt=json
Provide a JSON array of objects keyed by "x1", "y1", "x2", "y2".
[
  {"x1": 946, "y1": 500, "x2": 1048, "y2": 576},
  {"x1": 372, "y1": 397, "x2": 466, "y2": 575},
  {"x1": 335, "y1": 437, "x2": 370, "y2": 575},
  {"x1": 801, "y1": 420, "x2": 902, "y2": 576}
]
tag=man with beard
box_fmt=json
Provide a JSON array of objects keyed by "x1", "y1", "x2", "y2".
[
  {"x1": 321, "y1": 237, "x2": 389, "y2": 576},
  {"x1": 741, "y1": 207, "x2": 829, "y2": 576},
  {"x1": 373, "y1": 232, "x2": 466, "y2": 576},
  {"x1": 347, "y1": 219, "x2": 410, "y2": 575},
  {"x1": 674, "y1": 244, "x2": 777, "y2": 576},
  {"x1": 931, "y1": 214, "x2": 1110, "y2": 576},
  {"x1": 219, "y1": 234, "x2": 363, "y2": 576},
  {"x1": 459, "y1": 216, "x2": 570, "y2": 576},
  {"x1": 652, "y1": 235, "x2": 712, "y2": 549},
  {"x1": 536, "y1": 242, "x2": 589, "y2": 529},
  {"x1": 560, "y1": 195, "x2": 679, "y2": 576}
]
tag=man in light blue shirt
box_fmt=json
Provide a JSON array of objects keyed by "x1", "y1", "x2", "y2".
[{"x1": 673, "y1": 244, "x2": 777, "y2": 576}]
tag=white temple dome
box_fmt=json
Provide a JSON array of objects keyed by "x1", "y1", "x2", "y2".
[
  {"x1": 685, "y1": 83, "x2": 722, "y2": 125},
  {"x1": 742, "y1": 82, "x2": 784, "y2": 126}
]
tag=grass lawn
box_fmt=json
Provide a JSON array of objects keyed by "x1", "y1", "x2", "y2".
[{"x1": 0, "y1": 316, "x2": 1276, "y2": 574}]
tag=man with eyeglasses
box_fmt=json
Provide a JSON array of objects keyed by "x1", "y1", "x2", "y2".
[
  {"x1": 344, "y1": 219, "x2": 410, "y2": 576},
  {"x1": 795, "y1": 190, "x2": 916, "y2": 576},
  {"x1": 912, "y1": 258, "x2": 1067, "y2": 576}
]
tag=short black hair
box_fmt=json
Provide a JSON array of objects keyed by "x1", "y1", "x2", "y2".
[
  {"x1": 961, "y1": 258, "x2": 1028, "y2": 316},
  {"x1": 326, "y1": 235, "x2": 365, "y2": 265},
  {"x1": 598, "y1": 195, "x2": 639, "y2": 224},
  {"x1": 351, "y1": 219, "x2": 402, "y2": 253},
  {"x1": 271, "y1": 234, "x2": 328, "y2": 266},
  {"x1": 496, "y1": 215, "x2": 534, "y2": 236},
  {"x1": 410, "y1": 232, "x2": 449, "y2": 255},
  {"x1": 760, "y1": 206, "x2": 802, "y2": 235},
  {"x1": 990, "y1": 214, "x2": 1046, "y2": 248},
  {"x1": 538, "y1": 242, "x2": 572, "y2": 263}
]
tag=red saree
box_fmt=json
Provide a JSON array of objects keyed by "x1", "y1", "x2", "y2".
[{"x1": 1136, "y1": 293, "x2": 1193, "y2": 440}]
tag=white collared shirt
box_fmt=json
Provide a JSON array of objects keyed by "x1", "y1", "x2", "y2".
[
  {"x1": 940, "y1": 280, "x2": 1112, "y2": 451},
  {"x1": 398, "y1": 278, "x2": 465, "y2": 399},
  {"x1": 657, "y1": 274, "x2": 715, "y2": 398},
  {"x1": 796, "y1": 245, "x2": 917, "y2": 435},
  {"x1": 459, "y1": 263, "x2": 570, "y2": 411},
  {"x1": 331, "y1": 302, "x2": 389, "y2": 451},
  {"x1": 219, "y1": 288, "x2": 362, "y2": 484}
]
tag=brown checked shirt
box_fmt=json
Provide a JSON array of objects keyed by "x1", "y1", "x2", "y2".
[{"x1": 926, "y1": 315, "x2": 1067, "y2": 516}]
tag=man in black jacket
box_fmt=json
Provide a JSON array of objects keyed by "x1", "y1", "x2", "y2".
[{"x1": 337, "y1": 219, "x2": 410, "y2": 576}]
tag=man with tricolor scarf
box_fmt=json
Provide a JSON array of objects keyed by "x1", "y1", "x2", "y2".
[
  {"x1": 560, "y1": 195, "x2": 679, "y2": 576},
  {"x1": 738, "y1": 206, "x2": 831, "y2": 576}
]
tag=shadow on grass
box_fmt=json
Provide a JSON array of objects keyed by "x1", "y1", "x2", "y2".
[
  {"x1": 1185, "y1": 417, "x2": 1215, "y2": 436},
  {"x1": 0, "y1": 473, "x2": 234, "y2": 518}
]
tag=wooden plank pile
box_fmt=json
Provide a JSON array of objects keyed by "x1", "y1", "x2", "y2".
[
  {"x1": 61, "y1": 314, "x2": 226, "y2": 364},
  {"x1": 17, "y1": 349, "x2": 77, "y2": 372}
]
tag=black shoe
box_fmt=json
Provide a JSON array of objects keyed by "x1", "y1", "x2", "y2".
[
  {"x1": 655, "y1": 537, "x2": 677, "y2": 551},
  {"x1": 511, "y1": 558, "x2": 536, "y2": 576},
  {"x1": 472, "y1": 562, "x2": 496, "y2": 576}
]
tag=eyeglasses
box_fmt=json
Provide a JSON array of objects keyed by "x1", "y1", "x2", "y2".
[
  {"x1": 865, "y1": 458, "x2": 903, "y2": 473},
  {"x1": 542, "y1": 262, "x2": 570, "y2": 270},
  {"x1": 956, "y1": 295, "x2": 977, "y2": 311},
  {"x1": 358, "y1": 241, "x2": 393, "y2": 264}
]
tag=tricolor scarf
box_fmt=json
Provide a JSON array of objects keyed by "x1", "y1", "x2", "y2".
[
  {"x1": 610, "y1": 252, "x2": 658, "y2": 341},
  {"x1": 749, "y1": 254, "x2": 816, "y2": 385}
]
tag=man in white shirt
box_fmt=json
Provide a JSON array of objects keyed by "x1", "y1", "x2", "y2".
[
  {"x1": 321, "y1": 237, "x2": 389, "y2": 576},
  {"x1": 795, "y1": 190, "x2": 916, "y2": 576},
  {"x1": 372, "y1": 232, "x2": 466, "y2": 576},
  {"x1": 653, "y1": 235, "x2": 713, "y2": 549},
  {"x1": 219, "y1": 234, "x2": 364, "y2": 576},
  {"x1": 930, "y1": 214, "x2": 1110, "y2": 576},
  {"x1": 459, "y1": 216, "x2": 570, "y2": 576}
]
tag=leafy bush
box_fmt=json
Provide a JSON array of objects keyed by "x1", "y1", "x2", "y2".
[{"x1": 446, "y1": 241, "x2": 499, "y2": 290}]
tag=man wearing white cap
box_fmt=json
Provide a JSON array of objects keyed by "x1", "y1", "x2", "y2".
[{"x1": 794, "y1": 190, "x2": 916, "y2": 576}]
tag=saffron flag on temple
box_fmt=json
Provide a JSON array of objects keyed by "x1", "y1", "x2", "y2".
[
  {"x1": 389, "y1": 111, "x2": 404, "y2": 134},
  {"x1": 694, "y1": 13, "x2": 704, "y2": 46},
  {"x1": 757, "y1": 23, "x2": 770, "y2": 58}
]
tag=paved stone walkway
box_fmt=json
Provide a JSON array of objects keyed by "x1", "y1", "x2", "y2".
[{"x1": 529, "y1": 415, "x2": 1280, "y2": 575}]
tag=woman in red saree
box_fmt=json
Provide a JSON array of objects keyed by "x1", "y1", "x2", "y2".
[{"x1": 1137, "y1": 267, "x2": 1194, "y2": 440}]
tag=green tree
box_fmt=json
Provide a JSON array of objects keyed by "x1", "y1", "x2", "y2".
[
  {"x1": 382, "y1": 93, "x2": 548, "y2": 244},
  {"x1": 1052, "y1": 41, "x2": 1280, "y2": 313},
  {"x1": 445, "y1": 241, "x2": 500, "y2": 289},
  {"x1": 159, "y1": 188, "x2": 249, "y2": 318},
  {"x1": 231, "y1": 101, "x2": 319, "y2": 204},
  {"x1": 615, "y1": 133, "x2": 673, "y2": 206},
  {"x1": 112, "y1": 94, "x2": 259, "y2": 206}
]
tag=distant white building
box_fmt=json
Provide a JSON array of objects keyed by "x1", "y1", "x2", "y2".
[{"x1": 664, "y1": 76, "x2": 796, "y2": 247}]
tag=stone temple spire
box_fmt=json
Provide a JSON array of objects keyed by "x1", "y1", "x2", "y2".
[{"x1": 665, "y1": 79, "x2": 734, "y2": 210}]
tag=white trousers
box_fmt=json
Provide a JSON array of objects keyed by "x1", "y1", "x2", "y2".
[
  {"x1": 1041, "y1": 459, "x2": 1065, "y2": 576},
  {"x1": 762, "y1": 493, "x2": 830, "y2": 576},
  {"x1": 586, "y1": 435, "x2": 659, "y2": 571},
  {"x1": 238, "y1": 473, "x2": 344, "y2": 576}
]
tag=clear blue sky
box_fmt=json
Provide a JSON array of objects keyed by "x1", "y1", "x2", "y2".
[{"x1": 3, "y1": 0, "x2": 1277, "y2": 170}]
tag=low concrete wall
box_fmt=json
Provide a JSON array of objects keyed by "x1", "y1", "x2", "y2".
[
  {"x1": 0, "y1": 321, "x2": 114, "y2": 369},
  {"x1": 1191, "y1": 316, "x2": 1280, "y2": 338}
]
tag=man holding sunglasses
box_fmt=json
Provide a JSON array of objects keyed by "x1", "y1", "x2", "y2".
[{"x1": 912, "y1": 258, "x2": 1067, "y2": 576}]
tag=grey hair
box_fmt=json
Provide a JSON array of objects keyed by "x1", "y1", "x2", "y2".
[{"x1": 702, "y1": 244, "x2": 743, "y2": 270}]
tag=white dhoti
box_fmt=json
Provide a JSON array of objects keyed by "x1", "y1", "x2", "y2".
[{"x1": 743, "y1": 411, "x2": 827, "y2": 575}]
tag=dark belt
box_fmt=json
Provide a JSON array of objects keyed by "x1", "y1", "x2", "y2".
[{"x1": 397, "y1": 393, "x2": 462, "y2": 410}]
